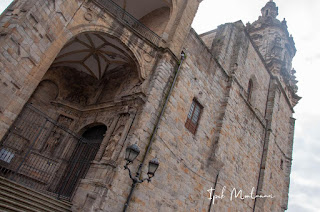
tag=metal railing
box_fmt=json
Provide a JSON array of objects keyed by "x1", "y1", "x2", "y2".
[
  {"x1": 0, "y1": 104, "x2": 100, "y2": 200},
  {"x1": 93, "y1": 0, "x2": 161, "y2": 45}
]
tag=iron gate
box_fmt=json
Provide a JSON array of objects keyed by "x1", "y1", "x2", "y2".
[{"x1": 0, "y1": 104, "x2": 101, "y2": 200}]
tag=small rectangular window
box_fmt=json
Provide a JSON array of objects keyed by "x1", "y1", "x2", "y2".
[
  {"x1": 185, "y1": 99, "x2": 203, "y2": 134},
  {"x1": 0, "y1": 148, "x2": 15, "y2": 163}
]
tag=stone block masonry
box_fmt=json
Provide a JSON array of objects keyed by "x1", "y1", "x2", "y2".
[{"x1": 0, "y1": 0, "x2": 299, "y2": 211}]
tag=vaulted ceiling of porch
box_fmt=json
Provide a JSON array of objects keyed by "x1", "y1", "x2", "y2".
[{"x1": 51, "y1": 33, "x2": 135, "y2": 80}]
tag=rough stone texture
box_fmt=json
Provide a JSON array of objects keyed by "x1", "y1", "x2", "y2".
[
  {"x1": 0, "y1": 1, "x2": 299, "y2": 212},
  {"x1": 139, "y1": 7, "x2": 170, "y2": 37},
  {"x1": 199, "y1": 29, "x2": 217, "y2": 49}
]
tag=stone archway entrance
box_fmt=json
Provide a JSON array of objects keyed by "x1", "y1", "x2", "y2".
[{"x1": 0, "y1": 31, "x2": 144, "y2": 201}]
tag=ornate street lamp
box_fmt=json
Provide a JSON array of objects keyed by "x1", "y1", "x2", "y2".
[
  {"x1": 125, "y1": 144, "x2": 140, "y2": 163},
  {"x1": 147, "y1": 158, "x2": 159, "y2": 178},
  {"x1": 123, "y1": 144, "x2": 159, "y2": 212}
]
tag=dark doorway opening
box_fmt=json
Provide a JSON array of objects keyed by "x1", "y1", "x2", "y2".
[{"x1": 56, "y1": 125, "x2": 107, "y2": 198}]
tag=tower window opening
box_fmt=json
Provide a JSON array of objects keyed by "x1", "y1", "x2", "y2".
[
  {"x1": 247, "y1": 79, "x2": 253, "y2": 102},
  {"x1": 280, "y1": 159, "x2": 284, "y2": 170},
  {"x1": 266, "y1": 10, "x2": 269, "y2": 16}
]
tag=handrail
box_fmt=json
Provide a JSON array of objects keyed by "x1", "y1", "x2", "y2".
[{"x1": 92, "y1": 0, "x2": 161, "y2": 45}]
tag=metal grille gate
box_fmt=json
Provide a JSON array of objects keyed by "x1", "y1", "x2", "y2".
[{"x1": 0, "y1": 104, "x2": 100, "y2": 200}]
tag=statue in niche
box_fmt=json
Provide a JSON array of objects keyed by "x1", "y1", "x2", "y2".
[
  {"x1": 41, "y1": 115, "x2": 73, "y2": 155},
  {"x1": 41, "y1": 129, "x2": 63, "y2": 155},
  {"x1": 103, "y1": 125, "x2": 125, "y2": 160}
]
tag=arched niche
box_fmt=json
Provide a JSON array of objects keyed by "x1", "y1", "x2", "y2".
[
  {"x1": 112, "y1": 0, "x2": 171, "y2": 20},
  {"x1": 139, "y1": 6, "x2": 171, "y2": 36},
  {"x1": 247, "y1": 75, "x2": 258, "y2": 105},
  {"x1": 112, "y1": 0, "x2": 172, "y2": 36}
]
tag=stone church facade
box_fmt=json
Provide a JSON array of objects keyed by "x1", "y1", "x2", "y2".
[{"x1": 0, "y1": 0, "x2": 300, "y2": 211}]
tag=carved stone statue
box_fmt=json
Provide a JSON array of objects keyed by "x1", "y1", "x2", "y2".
[
  {"x1": 103, "y1": 125, "x2": 124, "y2": 160},
  {"x1": 42, "y1": 130, "x2": 62, "y2": 155}
]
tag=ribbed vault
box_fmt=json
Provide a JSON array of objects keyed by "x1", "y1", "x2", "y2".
[{"x1": 52, "y1": 33, "x2": 135, "y2": 80}]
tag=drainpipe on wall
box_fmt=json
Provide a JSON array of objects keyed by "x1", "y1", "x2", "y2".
[
  {"x1": 208, "y1": 172, "x2": 220, "y2": 212},
  {"x1": 123, "y1": 52, "x2": 186, "y2": 212}
]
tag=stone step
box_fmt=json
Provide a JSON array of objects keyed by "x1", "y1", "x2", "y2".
[
  {"x1": 0, "y1": 186, "x2": 67, "y2": 212},
  {"x1": 0, "y1": 196, "x2": 38, "y2": 212},
  {"x1": 0, "y1": 177, "x2": 72, "y2": 207},
  {"x1": 0, "y1": 202, "x2": 26, "y2": 212},
  {"x1": 0, "y1": 177, "x2": 72, "y2": 212}
]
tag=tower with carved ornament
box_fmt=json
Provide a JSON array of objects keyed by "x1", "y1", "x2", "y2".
[
  {"x1": 245, "y1": 1, "x2": 301, "y2": 211},
  {"x1": 247, "y1": 0, "x2": 300, "y2": 107}
]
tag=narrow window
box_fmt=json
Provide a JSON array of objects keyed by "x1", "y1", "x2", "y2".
[
  {"x1": 185, "y1": 99, "x2": 203, "y2": 134},
  {"x1": 247, "y1": 79, "x2": 253, "y2": 102},
  {"x1": 266, "y1": 10, "x2": 269, "y2": 16},
  {"x1": 280, "y1": 159, "x2": 284, "y2": 170}
]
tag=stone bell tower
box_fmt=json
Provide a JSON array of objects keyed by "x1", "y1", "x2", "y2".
[
  {"x1": 247, "y1": 0, "x2": 300, "y2": 107},
  {"x1": 246, "y1": 1, "x2": 301, "y2": 211}
]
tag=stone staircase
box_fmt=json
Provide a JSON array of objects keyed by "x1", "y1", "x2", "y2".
[{"x1": 0, "y1": 176, "x2": 72, "y2": 212}]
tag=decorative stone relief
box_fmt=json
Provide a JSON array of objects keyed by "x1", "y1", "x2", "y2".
[
  {"x1": 84, "y1": 12, "x2": 94, "y2": 22},
  {"x1": 143, "y1": 53, "x2": 152, "y2": 63},
  {"x1": 103, "y1": 125, "x2": 124, "y2": 160},
  {"x1": 102, "y1": 114, "x2": 130, "y2": 161}
]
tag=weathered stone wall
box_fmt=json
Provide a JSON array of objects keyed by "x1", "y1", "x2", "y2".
[
  {"x1": 255, "y1": 83, "x2": 295, "y2": 212},
  {"x1": 193, "y1": 24, "x2": 271, "y2": 211},
  {"x1": 199, "y1": 29, "x2": 217, "y2": 49},
  {"x1": 109, "y1": 27, "x2": 229, "y2": 212},
  {"x1": 163, "y1": 0, "x2": 201, "y2": 55},
  {"x1": 139, "y1": 7, "x2": 170, "y2": 37},
  {"x1": 213, "y1": 83, "x2": 266, "y2": 211},
  {"x1": 116, "y1": 22, "x2": 269, "y2": 211},
  {"x1": 121, "y1": 21, "x2": 295, "y2": 211}
]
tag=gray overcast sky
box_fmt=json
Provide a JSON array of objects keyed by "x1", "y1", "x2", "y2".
[{"x1": 0, "y1": 0, "x2": 319, "y2": 211}]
